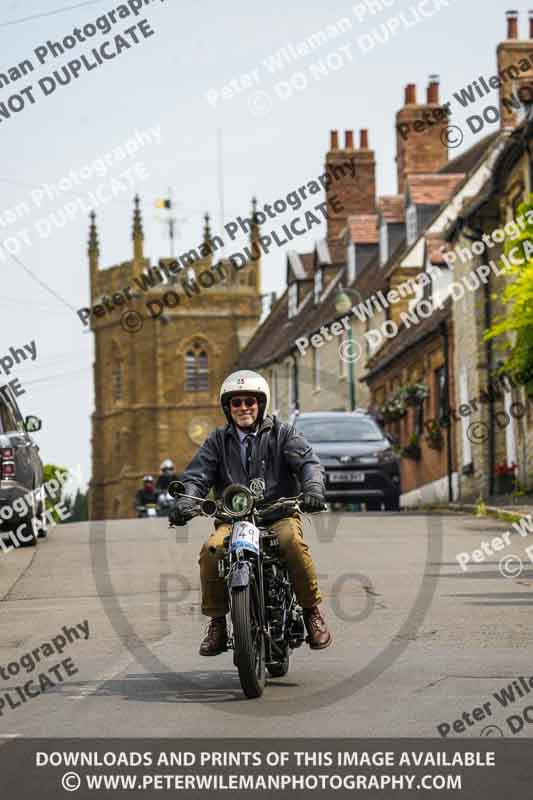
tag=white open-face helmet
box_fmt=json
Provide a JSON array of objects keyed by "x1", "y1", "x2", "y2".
[
  {"x1": 160, "y1": 459, "x2": 174, "y2": 472},
  {"x1": 220, "y1": 370, "x2": 270, "y2": 425}
]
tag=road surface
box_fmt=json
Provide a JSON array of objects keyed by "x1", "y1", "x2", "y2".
[{"x1": 1, "y1": 511, "x2": 532, "y2": 738}]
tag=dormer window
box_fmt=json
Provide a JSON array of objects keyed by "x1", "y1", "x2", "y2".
[
  {"x1": 288, "y1": 282, "x2": 298, "y2": 319},
  {"x1": 406, "y1": 204, "x2": 417, "y2": 245},
  {"x1": 379, "y1": 222, "x2": 389, "y2": 266},
  {"x1": 314, "y1": 269, "x2": 323, "y2": 304}
]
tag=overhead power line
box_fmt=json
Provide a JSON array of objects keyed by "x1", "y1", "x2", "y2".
[
  {"x1": 0, "y1": 0, "x2": 106, "y2": 30},
  {"x1": 7, "y1": 252, "x2": 78, "y2": 316}
]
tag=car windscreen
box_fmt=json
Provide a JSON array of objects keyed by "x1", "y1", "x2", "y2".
[{"x1": 295, "y1": 417, "x2": 384, "y2": 443}]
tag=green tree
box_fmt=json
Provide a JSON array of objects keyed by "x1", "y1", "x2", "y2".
[
  {"x1": 485, "y1": 195, "x2": 533, "y2": 387},
  {"x1": 63, "y1": 489, "x2": 89, "y2": 522},
  {"x1": 42, "y1": 463, "x2": 69, "y2": 523}
]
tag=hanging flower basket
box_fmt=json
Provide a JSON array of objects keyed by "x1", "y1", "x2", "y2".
[
  {"x1": 425, "y1": 421, "x2": 444, "y2": 450},
  {"x1": 380, "y1": 397, "x2": 406, "y2": 423},
  {"x1": 401, "y1": 434, "x2": 421, "y2": 461},
  {"x1": 401, "y1": 383, "x2": 429, "y2": 407},
  {"x1": 426, "y1": 431, "x2": 444, "y2": 450},
  {"x1": 401, "y1": 443, "x2": 421, "y2": 460}
]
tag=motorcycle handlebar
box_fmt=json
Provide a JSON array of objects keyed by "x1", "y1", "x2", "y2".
[{"x1": 167, "y1": 491, "x2": 327, "y2": 527}]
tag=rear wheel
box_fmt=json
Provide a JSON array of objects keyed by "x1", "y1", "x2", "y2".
[{"x1": 232, "y1": 577, "x2": 265, "y2": 699}]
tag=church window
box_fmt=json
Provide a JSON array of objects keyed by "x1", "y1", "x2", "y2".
[{"x1": 185, "y1": 344, "x2": 209, "y2": 391}]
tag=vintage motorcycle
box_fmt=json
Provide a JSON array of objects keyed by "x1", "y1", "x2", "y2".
[
  {"x1": 157, "y1": 491, "x2": 173, "y2": 517},
  {"x1": 136, "y1": 503, "x2": 158, "y2": 518},
  {"x1": 168, "y1": 480, "x2": 324, "y2": 699}
]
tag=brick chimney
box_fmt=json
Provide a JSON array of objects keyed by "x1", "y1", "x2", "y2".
[
  {"x1": 325, "y1": 128, "x2": 376, "y2": 246},
  {"x1": 497, "y1": 10, "x2": 533, "y2": 128},
  {"x1": 395, "y1": 78, "x2": 449, "y2": 194},
  {"x1": 507, "y1": 9, "x2": 518, "y2": 38}
]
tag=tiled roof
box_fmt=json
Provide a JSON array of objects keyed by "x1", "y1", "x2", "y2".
[
  {"x1": 364, "y1": 298, "x2": 453, "y2": 380},
  {"x1": 407, "y1": 173, "x2": 465, "y2": 206},
  {"x1": 439, "y1": 131, "x2": 501, "y2": 175},
  {"x1": 237, "y1": 126, "x2": 502, "y2": 373},
  {"x1": 354, "y1": 248, "x2": 386, "y2": 299},
  {"x1": 378, "y1": 195, "x2": 405, "y2": 223},
  {"x1": 347, "y1": 214, "x2": 379, "y2": 244}
]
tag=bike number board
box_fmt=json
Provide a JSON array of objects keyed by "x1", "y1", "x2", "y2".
[{"x1": 230, "y1": 521, "x2": 260, "y2": 555}]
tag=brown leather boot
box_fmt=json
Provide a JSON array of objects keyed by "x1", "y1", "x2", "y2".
[
  {"x1": 304, "y1": 606, "x2": 332, "y2": 650},
  {"x1": 199, "y1": 617, "x2": 228, "y2": 656}
]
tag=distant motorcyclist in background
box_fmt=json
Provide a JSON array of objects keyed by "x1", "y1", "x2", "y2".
[
  {"x1": 156, "y1": 459, "x2": 179, "y2": 494},
  {"x1": 135, "y1": 475, "x2": 159, "y2": 517}
]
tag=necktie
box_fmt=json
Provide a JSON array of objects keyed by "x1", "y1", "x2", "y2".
[{"x1": 244, "y1": 435, "x2": 254, "y2": 477}]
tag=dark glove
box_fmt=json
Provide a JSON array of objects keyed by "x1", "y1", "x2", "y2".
[
  {"x1": 168, "y1": 498, "x2": 197, "y2": 526},
  {"x1": 300, "y1": 490, "x2": 325, "y2": 513}
]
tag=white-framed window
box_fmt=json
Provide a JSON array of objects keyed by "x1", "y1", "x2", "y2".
[
  {"x1": 314, "y1": 269, "x2": 323, "y2": 304},
  {"x1": 313, "y1": 348, "x2": 321, "y2": 391},
  {"x1": 406, "y1": 204, "x2": 417, "y2": 245},
  {"x1": 380, "y1": 222, "x2": 389, "y2": 266},
  {"x1": 288, "y1": 282, "x2": 298, "y2": 319}
]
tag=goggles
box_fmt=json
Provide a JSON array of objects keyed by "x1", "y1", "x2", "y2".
[{"x1": 230, "y1": 397, "x2": 257, "y2": 409}]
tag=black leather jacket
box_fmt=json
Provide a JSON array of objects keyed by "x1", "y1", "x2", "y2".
[
  {"x1": 135, "y1": 488, "x2": 158, "y2": 508},
  {"x1": 156, "y1": 473, "x2": 179, "y2": 493},
  {"x1": 181, "y1": 415, "x2": 324, "y2": 507}
]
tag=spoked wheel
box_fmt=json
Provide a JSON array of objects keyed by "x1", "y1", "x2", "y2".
[
  {"x1": 267, "y1": 644, "x2": 289, "y2": 678},
  {"x1": 231, "y1": 577, "x2": 265, "y2": 699}
]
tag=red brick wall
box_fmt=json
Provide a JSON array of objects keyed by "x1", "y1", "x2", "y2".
[{"x1": 326, "y1": 129, "x2": 376, "y2": 244}]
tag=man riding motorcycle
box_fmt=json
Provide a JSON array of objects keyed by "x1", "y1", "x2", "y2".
[
  {"x1": 169, "y1": 370, "x2": 332, "y2": 656},
  {"x1": 135, "y1": 475, "x2": 158, "y2": 516},
  {"x1": 156, "y1": 459, "x2": 179, "y2": 494}
]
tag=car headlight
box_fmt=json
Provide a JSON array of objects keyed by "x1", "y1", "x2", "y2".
[
  {"x1": 377, "y1": 449, "x2": 397, "y2": 463},
  {"x1": 357, "y1": 456, "x2": 378, "y2": 465}
]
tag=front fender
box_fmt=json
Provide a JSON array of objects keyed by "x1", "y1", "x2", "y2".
[{"x1": 230, "y1": 561, "x2": 250, "y2": 588}]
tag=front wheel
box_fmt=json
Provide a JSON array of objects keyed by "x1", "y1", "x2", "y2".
[
  {"x1": 267, "y1": 646, "x2": 289, "y2": 678},
  {"x1": 231, "y1": 580, "x2": 265, "y2": 699}
]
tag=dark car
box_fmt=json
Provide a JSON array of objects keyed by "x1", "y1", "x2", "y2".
[
  {"x1": 293, "y1": 411, "x2": 401, "y2": 511},
  {"x1": 0, "y1": 383, "x2": 45, "y2": 546}
]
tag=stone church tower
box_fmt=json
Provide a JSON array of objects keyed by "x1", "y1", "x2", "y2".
[{"x1": 88, "y1": 197, "x2": 262, "y2": 520}]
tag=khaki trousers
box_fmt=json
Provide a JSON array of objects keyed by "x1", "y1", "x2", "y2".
[{"x1": 198, "y1": 514, "x2": 322, "y2": 617}]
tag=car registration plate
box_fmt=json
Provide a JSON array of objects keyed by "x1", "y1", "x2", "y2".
[{"x1": 329, "y1": 471, "x2": 365, "y2": 483}]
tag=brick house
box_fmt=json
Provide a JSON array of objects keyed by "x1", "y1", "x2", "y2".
[{"x1": 237, "y1": 9, "x2": 533, "y2": 507}]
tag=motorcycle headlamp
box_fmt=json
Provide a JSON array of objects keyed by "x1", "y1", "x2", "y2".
[{"x1": 222, "y1": 484, "x2": 254, "y2": 518}]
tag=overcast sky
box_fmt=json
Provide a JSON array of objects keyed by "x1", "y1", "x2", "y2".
[{"x1": 0, "y1": 0, "x2": 524, "y2": 489}]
